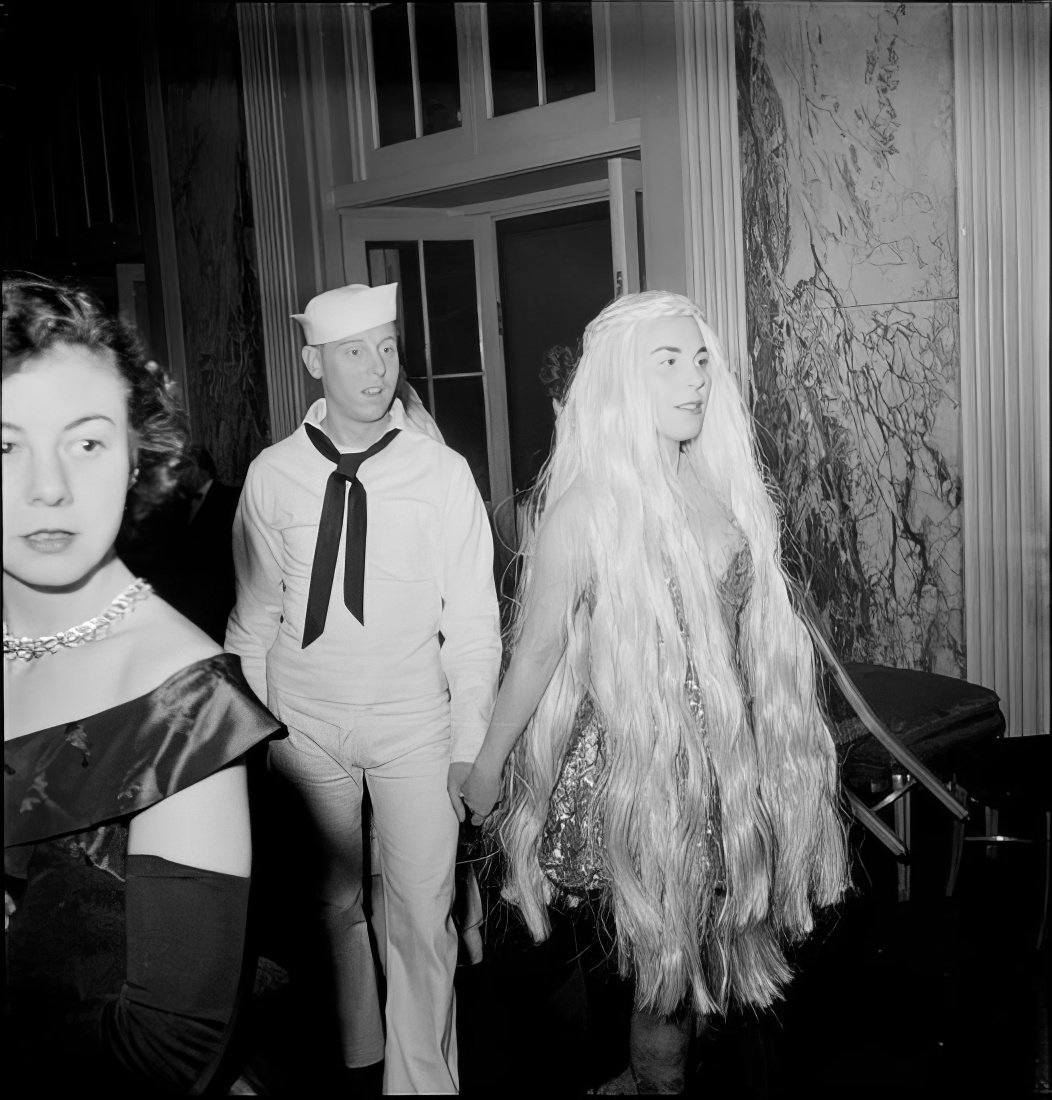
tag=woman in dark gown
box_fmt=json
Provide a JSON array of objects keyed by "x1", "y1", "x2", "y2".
[
  {"x1": 3, "y1": 276, "x2": 283, "y2": 1095},
  {"x1": 460, "y1": 292, "x2": 848, "y2": 1092}
]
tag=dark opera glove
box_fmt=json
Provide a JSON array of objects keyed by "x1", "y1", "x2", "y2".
[{"x1": 79, "y1": 854, "x2": 251, "y2": 1095}]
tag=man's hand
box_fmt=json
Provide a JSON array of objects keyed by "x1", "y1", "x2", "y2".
[
  {"x1": 460, "y1": 761, "x2": 502, "y2": 826},
  {"x1": 448, "y1": 761, "x2": 473, "y2": 823}
]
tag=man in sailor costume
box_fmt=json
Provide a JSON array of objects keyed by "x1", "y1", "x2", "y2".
[{"x1": 226, "y1": 283, "x2": 500, "y2": 1094}]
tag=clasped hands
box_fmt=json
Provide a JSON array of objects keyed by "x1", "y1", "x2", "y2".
[{"x1": 447, "y1": 759, "x2": 501, "y2": 826}]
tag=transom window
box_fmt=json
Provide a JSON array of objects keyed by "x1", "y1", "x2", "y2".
[
  {"x1": 368, "y1": 2, "x2": 462, "y2": 146},
  {"x1": 363, "y1": 2, "x2": 597, "y2": 150},
  {"x1": 483, "y1": 2, "x2": 595, "y2": 117}
]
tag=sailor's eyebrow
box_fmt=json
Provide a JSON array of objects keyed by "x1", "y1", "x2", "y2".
[{"x1": 333, "y1": 335, "x2": 397, "y2": 350}]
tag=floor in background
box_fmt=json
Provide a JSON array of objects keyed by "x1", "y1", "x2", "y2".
[
  {"x1": 462, "y1": 789, "x2": 1049, "y2": 1098},
  {"x1": 237, "y1": 788, "x2": 1049, "y2": 1097}
]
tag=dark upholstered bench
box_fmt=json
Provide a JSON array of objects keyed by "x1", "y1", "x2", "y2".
[
  {"x1": 831, "y1": 663, "x2": 1006, "y2": 793},
  {"x1": 825, "y1": 663, "x2": 1006, "y2": 901}
]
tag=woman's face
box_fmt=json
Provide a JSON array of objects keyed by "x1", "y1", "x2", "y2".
[
  {"x1": 2, "y1": 344, "x2": 132, "y2": 590},
  {"x1": 638, "y1": 315, "x2": 711, "y2": 447}
]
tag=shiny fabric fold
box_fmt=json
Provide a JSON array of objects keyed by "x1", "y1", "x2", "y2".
[
  {"x1": 4, "y1": 653, "x2": 284, "y2": 1095},
  {"x1": 4, "y1": 653, "x2": 283, "y2": 860}
]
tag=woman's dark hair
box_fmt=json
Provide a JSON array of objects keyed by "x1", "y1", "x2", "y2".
[
  {"x1": 2, "y1": 274, "x2": 188, "y2": 533},
  {"x1": 539, "y1": 340, "x2": 582, "y2": 408}
]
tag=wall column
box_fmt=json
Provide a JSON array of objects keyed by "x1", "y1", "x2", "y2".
[
  {"x1": 237, "y1": 2, "x2": 313, "y2": 441},
  {"x1": 954, "y1": 3, "x2": 1050, "y2": 736},
  {"x1": 675, "y1": 0, "x2": 749, "y2": 393}
]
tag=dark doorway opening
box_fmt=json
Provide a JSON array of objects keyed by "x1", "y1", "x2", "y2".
[{"x1": 497, "y1": 202, "x2": 613, "y2": 495}]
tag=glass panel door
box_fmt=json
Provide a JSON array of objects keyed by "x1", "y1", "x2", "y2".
[{"x1": 341, "y1": 212, "x2": 509, "y2": 507}]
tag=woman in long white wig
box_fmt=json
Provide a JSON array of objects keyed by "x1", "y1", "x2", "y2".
[{"x1": 461, "y1": 291, "x2": 848, "y2": 1091}]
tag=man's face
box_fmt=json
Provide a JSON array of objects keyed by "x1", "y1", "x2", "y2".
[{"x1": 302, "y1": 321, "x2": 399, "y2": 424}]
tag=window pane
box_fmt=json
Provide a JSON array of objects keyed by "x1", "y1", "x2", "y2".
[
  {"x1": 432, "y1": 376, "x2": 491, "y2": 501},
  {"x1": 487, "y1": 3, "x2": 539, "y2": 116},
  {"x1": 371, "y1": 3, "x2": 416, "y2": 146},
  {"x1": 414, "y1": 2, "x2": 461, "y2": 136},
  {"x1": 541, "y1": 3, "x2": 595, "y2": 103},
  {"x1": 423, "y1": 240, "x2": 482, "y2": 376},
  {"x1": 366, "y1": 242, "x2": 426, "y2": 376}
]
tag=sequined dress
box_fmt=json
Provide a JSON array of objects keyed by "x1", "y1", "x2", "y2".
[{"x1": 540, "y1": 541, "x2": 753, "y2": 897}]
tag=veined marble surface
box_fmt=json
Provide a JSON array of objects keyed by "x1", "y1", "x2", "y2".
[{"x1": 736, "y1": 1, "x2": 963, "y2": 674}]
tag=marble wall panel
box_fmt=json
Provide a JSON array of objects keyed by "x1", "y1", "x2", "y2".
[{"x1": 736, "y1": 1, "x2": 963, "y2": 673}]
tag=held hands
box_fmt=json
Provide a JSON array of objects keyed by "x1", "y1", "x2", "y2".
[
  {"x1": 447, "y1": 761, "x2": 473, "y2": 823},
  {"x1": 448, "y1": 759, "x2": 501, "y2": 826},
  {"x1": 459, "y1": 760, "x2": 502, "y2": 826}
]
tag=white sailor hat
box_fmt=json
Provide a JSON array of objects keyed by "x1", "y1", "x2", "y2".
[{"x1": 291, "y1": 282, "x2": 399, "y2": 346}]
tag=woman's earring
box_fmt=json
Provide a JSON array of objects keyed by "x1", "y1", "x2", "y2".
[{"x1": 129, "y1": 466, "x2": 140, "y2": 487}]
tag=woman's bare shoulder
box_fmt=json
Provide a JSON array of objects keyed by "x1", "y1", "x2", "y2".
[
  {"x1": 3, "y1": 599, "x2": 222, "y2": 737},
  {"x1": 542, "y1": 476, "x2": 599, "y2": 532},
  {"x1": 120, "y1": 597, "x2": 222, "y2": 687},
  {"x1": 531, "y1": 478, "x2": 601, "y2": 574}
]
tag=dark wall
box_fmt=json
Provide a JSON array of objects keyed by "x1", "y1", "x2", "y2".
[
  {"x1": 155, "y1": 1, "x2": 269, "y2": 484},
  {"x1": 1, "y1": 1, "x2": 269, "y2": 486},
  {"x1": 0, "y1": 3, "x2": 161, "y2": 339}
]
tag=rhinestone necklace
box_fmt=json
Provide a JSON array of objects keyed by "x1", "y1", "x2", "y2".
[{"x1": 3, "y1": 578, "x2": 153, "y2": 661}]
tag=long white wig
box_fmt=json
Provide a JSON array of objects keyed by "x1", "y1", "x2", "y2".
[{"x1": 499, "y1": 291, "x2": 848, "y2": 1016}]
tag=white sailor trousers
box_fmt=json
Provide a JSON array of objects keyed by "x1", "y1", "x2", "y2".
[{"x1": 269, "y1": 691, "x2": 460, "y2": 1095}]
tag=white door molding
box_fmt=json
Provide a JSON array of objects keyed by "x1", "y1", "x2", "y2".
[{"x1": 609, "y1": 157, "x2": 644, "y2": 296}]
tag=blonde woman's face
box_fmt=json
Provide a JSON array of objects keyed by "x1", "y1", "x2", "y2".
[{"x1": 638, "y1": 315, "x2": 711, "y2": 446}]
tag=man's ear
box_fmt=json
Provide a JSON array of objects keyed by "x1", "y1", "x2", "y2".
[{"x1": 301, "y1": 345, "x2": 322, "y2": 379}]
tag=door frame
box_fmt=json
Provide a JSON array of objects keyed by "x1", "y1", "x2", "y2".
[
  {"x1": 337, "y1": 168, "x2": 642, "y2": 511},
  {"x1": 341, "y1": 208, "x2": 510, "y2": 506}
]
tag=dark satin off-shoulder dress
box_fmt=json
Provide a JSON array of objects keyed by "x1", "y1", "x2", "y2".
[{"x1": 5, "y1": 654, "x2": 283, "y2": 1097}]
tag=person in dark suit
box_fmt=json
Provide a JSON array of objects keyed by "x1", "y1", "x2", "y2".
[
  {"x1": 121, "y1": 444, "x2": 240, "y2": 643},
  {"x1": 173, "y1": 446, "x2": 241, "y2": 642}
]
